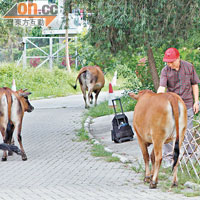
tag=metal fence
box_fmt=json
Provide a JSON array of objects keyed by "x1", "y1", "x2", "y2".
[
  {"x1": 164, "y1": 121, "x2": 200, "y2": 179},
  {"x1": 21, "y1": 36, "x2": 78, "y2": 69},
  {"x1": 179, "y1": 121, "x2": 200, "y2": 179}
]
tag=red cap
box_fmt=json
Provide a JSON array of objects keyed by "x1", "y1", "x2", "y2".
[
  {"x1": 163, "y1": 48, "x2": 180, "y2": 62},
  {"x1": 109, "y1": 83, "x2": 113, "y2": 93}
]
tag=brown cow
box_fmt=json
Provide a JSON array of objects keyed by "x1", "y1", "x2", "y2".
[
  {"x1": 129, "y1": 90, "x2": 187, "y2": 189},
  {"x1": 72, "y1": 65, "x2": 105, "y2": 108},
  {"x1": 0, "y1": 87, "x2": 34, "y2": 161}
]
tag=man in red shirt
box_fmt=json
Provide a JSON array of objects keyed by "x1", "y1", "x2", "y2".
[{"x1": 157, "y1": 47, "x2": 200, "y2": 166}]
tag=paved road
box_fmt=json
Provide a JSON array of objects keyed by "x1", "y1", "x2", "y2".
[{"x1": 0, "y1": 92, "x2": 197, "y2": 200}]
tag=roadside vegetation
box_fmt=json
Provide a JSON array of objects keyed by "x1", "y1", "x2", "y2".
[
  {"x1": 0, "y1": 62, "x2": 125, "y2": 99},
  {"x1": 86, "y1": 95, "x2": 136, "y2": 118},
  {"x1": 0, "y1": 62, "x2": 79, "y2": 98},
  {"x1": 131, "y1": 160, "x2": 200, "y2": 197}
]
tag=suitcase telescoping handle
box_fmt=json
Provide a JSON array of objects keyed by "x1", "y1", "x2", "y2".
[{"x1": 112, "y1": 98, "x2": 124, "y2": 115}]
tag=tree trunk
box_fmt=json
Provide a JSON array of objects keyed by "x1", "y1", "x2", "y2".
[
  {"x1": 147, "y1": 45, "x2": 159, "y2": 91},
  {"x1": 64, "y1": 0, "x2": 71, "y2": 73},
  {"x1": 65, "y1": 11, "x2": 71, "y2": 73}
]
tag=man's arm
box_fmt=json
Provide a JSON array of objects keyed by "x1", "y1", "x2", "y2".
[
  {"x1": 157, "y1": 86, "x2": 166, "y2": 93},
  {"x1": 192, "y1": 84, "x2": 199, "y2": 114}
]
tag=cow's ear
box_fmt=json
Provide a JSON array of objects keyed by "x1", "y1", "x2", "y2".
[
  {"x1": 19, "y1": 92, "x2": 31, "y2": 97},
  {"x1": 128, "y1": 93, "x2": 139, "y2": 100}
]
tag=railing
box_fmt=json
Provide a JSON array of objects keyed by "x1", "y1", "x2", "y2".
[{"x1": 179, "y1": 122, "x2": 200, "y2": 179}]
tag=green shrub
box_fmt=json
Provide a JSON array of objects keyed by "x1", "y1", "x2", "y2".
[{"x1": 0, "y1": 62, "x2": 80, "y2": 99}]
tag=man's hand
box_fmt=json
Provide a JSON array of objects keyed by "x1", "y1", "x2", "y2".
[
  {"x1": 157, "y1": 86, "x2": 166, "y2": 93},
  {"x1": 193, "y1": 101, "x2": 199, "y2": 114}
]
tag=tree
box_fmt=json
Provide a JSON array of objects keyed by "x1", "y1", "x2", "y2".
[
  {"x1": 76, "y1": 0, "x2": 200, "y2": 90},
  {"x1": 0, "y1": 0, "x2": 26, "y2": 61},
  {"x1": 64, "y1": 0, "x2": 73, "y2": 73}
]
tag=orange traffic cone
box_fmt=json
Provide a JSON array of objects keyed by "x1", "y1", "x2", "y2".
[
  {"x1": 11, "y1": 79, "x2": 16, "y2": 91},
  {"x1": 108, "y1": 83, "x2": 115, "y2": 107}
]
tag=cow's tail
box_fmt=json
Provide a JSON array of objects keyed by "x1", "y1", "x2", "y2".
[
  {"x1": 169, "y1": 94, "x2": 180, "y2": 171},
  {"x1": 68, "y1": 78, "x2": 78, "y2": 90},
  {"x1": 69, "y1": 68, "x2": 88, "y2": 90},
  {"x1": 0, "y1": 143, "x2": 22, "y2": 155},
  {"x1": 69, "y1": 82, "x2": 77, "y2": 90}
]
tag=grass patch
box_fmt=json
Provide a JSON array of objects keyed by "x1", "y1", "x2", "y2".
[
  {"x1": 0, "y1": 62, "x2": 127, "y2": 100},
  {"x1": 106, "y1": 156, "x2": 120, "y2": 162},
  {"x1": 91, "y1": 144, "x2": 121, "y2": 162},
  {"x1": 91, "y1": 144, "x2": 112, "y2": 157},
  {"x1": 184, "y1": 191, "x2": 200, "y2": 197},
  {"x1": 76, "y1": 127, "x2": 89, "y2": 141},
  {"x1": 158, "y1": 165, "x2": 200, "y2": 197},
  {"x1": 130, "y1": 161, "x2": 200, "y2": 197},
  {"x1": 0, "y1": 63, "x2": 80, "y2": 99},
  {"x1": 131, "y1": 162, "x2": 145, "y2": 173},
  {"x1": 87, "y1": 95, "x2": 136, "y2": 118}
]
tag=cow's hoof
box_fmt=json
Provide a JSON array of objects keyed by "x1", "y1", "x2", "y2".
[
  {"x1": 85, "y1": 105, "x2": 90, "y2": 109},
  {"x1": 144, "y1": 176, "x2": 151, "y2": 183},
  {"x1": 1, "y1": 157, "x2": 7, "y2": 161},
  {"x1": 8, "y1": 151, "x2": 13, "y2": 156},
  {"x1": 22, "y1": 153, "x2": 27, "y2": 161},
  {"x1": 90, "y1": 101, "x2": 93, "y2": 104},
  {"x1": 172, "y1": 182, "x2": 178, "y2": 187},
  {"x1": 149, "y1": 181, "x2": 157, "y2": 189}
]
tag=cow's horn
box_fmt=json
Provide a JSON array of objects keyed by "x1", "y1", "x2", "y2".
[{"x1": 19, "y1": 92, "x2": 31, "y2": 97}]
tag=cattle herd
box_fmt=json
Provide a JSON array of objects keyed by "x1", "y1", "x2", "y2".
[{"x1": 0, "y1": 66, "x2": 188, "y2": 189}]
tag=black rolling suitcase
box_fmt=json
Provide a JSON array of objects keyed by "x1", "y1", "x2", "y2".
[{"x1": 111, "y1": 98, "x2": 134, "y2": 143}]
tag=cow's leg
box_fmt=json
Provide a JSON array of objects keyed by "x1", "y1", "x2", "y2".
[
  {"x1": 150, "y1": 148, "x2": 155, "y2": 179},
  {"x1": 80, "y1": 85, "x2": 89, "y2": 108},
  {"x1": 90, "y1": 93, "x2": 93, "y2": 104},
  {"x1": 0, "y1": 126, "x2": 8, "y2": 161},
  {"x1": 6, "y1": 121, "x2": 15, "y2": 156},
  {"x1": 150, "y1": 141, "x2": 163, "y2": 189},
  {"x1": 172, "y1": 158, "x2": 179, "y2": 187},
  {"x1": 16, "y1": 123, "x2": 27, "y2": 161},
  {"x1": 94, "y1": 89, "x2": 101, "y2": 106},
  {"x1": 0, "y1": 95, "x2": 8, "y2": 161},
  {"x1": 172, "y1": 128, "x2": 186, "y2": 187},
  {"x1": 136, "y1": 134, "x2": 151, "y2": 183},
  {"x1": 88, "y1": 88, "x2": 93, "y2": 105}
]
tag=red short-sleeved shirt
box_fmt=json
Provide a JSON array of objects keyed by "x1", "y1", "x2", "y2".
[{"x1": 160, "y1": 60, "x2": 200, "y2": 109}]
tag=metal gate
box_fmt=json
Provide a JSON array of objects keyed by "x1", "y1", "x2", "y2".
[{"x1": 22, "y1": 36, "x2": 78, "y2": 69}]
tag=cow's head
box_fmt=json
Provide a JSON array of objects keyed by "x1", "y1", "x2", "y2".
[
  {"x1": 129, "y1": 90, "x2": 153, "y2": 101},
  {"x1": 18, "y1": 89, "x2": 34, "y2": 112}
]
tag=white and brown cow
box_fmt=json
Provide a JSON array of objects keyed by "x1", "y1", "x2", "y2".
[
  {"x1": 129, "y1": 90, "x2": 187, "y2": 188},
  {"x1": 0, "y1": 87, "x2": 34, "y2": 161},
  {"x1": 72, "y1": 65, "x2": 105, "y2": 108}
]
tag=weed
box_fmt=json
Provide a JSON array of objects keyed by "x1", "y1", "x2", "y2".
[
  {"x1": 106, "y1": 156, "x2": 120, "y2": 162},
  {"x1": 183, "y1": 191, "x2": 200, "y2": 197},
  {"x1": 91, "y1": 144, "x2": 112, "y2": 157},
  {"x1": 77, "y1": 128, "x2": 89, "y2": 141},
  {"x1": 131, "y1": 162, "x2": 144, "y2": 173}
]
